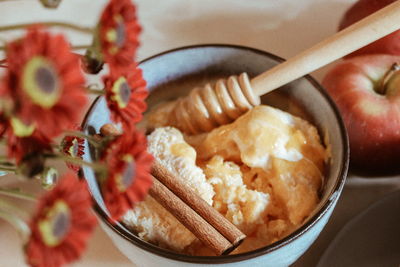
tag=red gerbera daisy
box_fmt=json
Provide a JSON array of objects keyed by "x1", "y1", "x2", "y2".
[
  {"x1": 2, "y1": 27, "x2": 87, "y2": 140},
  {"x1": 100, "y1": 126, "x2": 153, "y2": 220},
  {"x1": 103, "y1": 64, "x2": 148, "y2": 128},
  {"x1": 98, "y1": 0, "x2": 141, "y2": 68},
  {"x1": 60, "y1": 135, "x2": 85, "y2": 172},
  {"x1": 25, "y1": 173, "x2": 97, "y2": 267}
]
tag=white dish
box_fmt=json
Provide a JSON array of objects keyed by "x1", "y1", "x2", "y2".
[{"x1": 317, "y1": 190, "x2": 400, "y2": 267}]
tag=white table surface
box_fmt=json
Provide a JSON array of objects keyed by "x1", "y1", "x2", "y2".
[{"x1": 1, "y1": 0, "x2": 400, "y2": 266}]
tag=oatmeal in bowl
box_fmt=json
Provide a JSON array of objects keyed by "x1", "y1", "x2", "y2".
[{"x1": 81, "y1": 45, "x2": 348, "y2": 267}]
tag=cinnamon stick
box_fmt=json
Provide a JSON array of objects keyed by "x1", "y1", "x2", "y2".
[
  {"x1": 149, "y1": 177, "x2": 234, "y2": 255},
  {"x1": 152, "y1": 161, "x2": 246, "y2": 246}
]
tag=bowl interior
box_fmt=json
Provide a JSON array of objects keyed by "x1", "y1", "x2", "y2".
[{"x1": 81, "y1": 45, "x2": 349, "y2": 263}]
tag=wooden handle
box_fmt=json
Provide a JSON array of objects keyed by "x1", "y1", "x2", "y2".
[{"x1": 251, "y1": 0, "x2": 400, "y2": 96}]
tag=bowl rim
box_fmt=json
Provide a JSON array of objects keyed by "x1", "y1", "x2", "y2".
[{"x1": 81, "y1": 44, "x2": 349, "y2": 264}]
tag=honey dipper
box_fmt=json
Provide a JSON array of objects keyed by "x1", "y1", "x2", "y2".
[{"x1": 168, "y1": 0, "x2": 400, "y2": 134}]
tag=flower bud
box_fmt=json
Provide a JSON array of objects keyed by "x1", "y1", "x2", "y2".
[
  {"x1": 40, "y1": 167, "x2": 59, "y2": 190},
  {"x1": 17, "y1": 153, "x2": 45, "y2": 178},
  {"x1": 83, "y1": 49, "x2": 104, "y2": 74}
]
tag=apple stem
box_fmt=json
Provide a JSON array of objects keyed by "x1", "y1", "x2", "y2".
[{"x1": 378, "y1": 62, "x2": 400, "y2": 94}]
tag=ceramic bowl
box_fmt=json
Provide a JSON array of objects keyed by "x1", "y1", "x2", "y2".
[{"x1": 81, "y1": 45, "x2": 349, "y2": 267}]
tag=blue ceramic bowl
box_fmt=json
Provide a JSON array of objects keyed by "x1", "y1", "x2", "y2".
[{"x1": 81, "y1": 45, "x2": 349, "y2": 267}]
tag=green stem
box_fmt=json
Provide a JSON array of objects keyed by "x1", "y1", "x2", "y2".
[
  {"x1": 0, "y1": 164, "x2": 16, "y2": 173},
  {"x1": 0, "y1": 155, "x2": 10, "y2": 161},
  {"x1": 72, "y1": 44, "x2": 92, "y2": 50},
  {"x1": 0, "y1": 198, "x2": 29, "y2": 217},
  {"x1": 0, "y1": 22, "x2": 94, "y2": 34},
  {"x1": 0, "y1": 169, "x2": 15, "y2": 175},
  {"x1": 0, "y1": 210, "x2": 30, "y2": 242},
  {"x1": 0, "y1": 188, "x2": 36, "y2": 201},
  {"x1": 0, "y1": 162, "x2": 14, "y2": 167},
  {"x1": 46, "y1": 153, "x2": 106, "y2": 172},
  {"x1": 64, "y1": 130, "x2": 102, "y2": 148},
  {"x1": 0, "y1": 44, "x2": 91, "y2": 51},
  {"x1": 0, "y1": 156, "x2": 15, "y2": 168},
  {"x1": 86, "y1": 88, "x2": 105, "y2": 95},
  {"x1": 0, "y1": 161, "x2": 16, "y2": 171},
  {"x1": 60, "y1": 154, "x2": 106, "y2": 172},
  {"x1": 51, "y1": 143, "x2": 62, "y2": 151}
]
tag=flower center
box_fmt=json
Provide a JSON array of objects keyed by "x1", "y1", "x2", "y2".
[
  {"x1": 115, "y1": 20, "x2": 126, "y2": 48},
  {"x1": 38, "y1": 200, "x2": 71, "y2": 247},
  {"x1": 10, "y1": 117, "x2": 35, "y2": 137},
  {"x1": 117, "y1": 155, "x2": 136, "y2": 192},
  {"x1": 22, "y1": 56, "x2": 61, "y2": 108},
  {"x1": 106, "y1": 15, "x2": 126, "y2": 55},
  {"x1": 111, "y1": 77, "x2": 131, "y2": 109},
  {"x1": 68, "y1": 138, "x2": 80, "y2": 157}
]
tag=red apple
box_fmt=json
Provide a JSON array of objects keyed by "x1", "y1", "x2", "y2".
[
  {"x1": 322, "y1": 54, "x2": 400, "y2": 173},
  {"x1": 339, "y1": 0, "x2": 400, "y2": 58}
]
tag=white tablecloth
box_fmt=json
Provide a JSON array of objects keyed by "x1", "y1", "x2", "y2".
[{"x1": 0, "y1": 0, "x2": 400, "y2": 266}]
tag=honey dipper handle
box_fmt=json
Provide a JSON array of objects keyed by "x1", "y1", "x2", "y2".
[{"x1": 251, "y1": 0, "x2": 400, "y2": 96}]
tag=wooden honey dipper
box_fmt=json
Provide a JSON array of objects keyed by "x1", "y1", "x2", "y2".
[{"x1": 169, "y1": 0, "x2": 400, "y2": 134}]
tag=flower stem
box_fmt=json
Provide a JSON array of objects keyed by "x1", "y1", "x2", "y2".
[
  {"x1": 64, "y1": 130, "x2": 102, "y2": 148},
  {"x1": 0, "y1": 198, "x2": 29, "y2": 217},
  {"x1": 0, "y1": 210, "x2": 30, "y2": 243},
  {"x1": 0, "y1": 188, "x2": 36, "y2": 201},
  {"x1": 0, "y1": 161, "x2": 14, "y2": 166},
  {"x1": 49, "y1": 153, "x2": 106, "y2": 172},
  {"x1": 0, "y1": 44, "x2": 92, "y2": 51},
  {"x1": 72, "y1": 44, "x2": 92, "y2": 50},
  {"x1": 0, "y1": 22, "x2": 94, "y2": 34},
  {"x1": 0, "y1": 165, "x2": 16, "y2": 173},
  {"x1": 0, "y1": 155, "x2": 10, "y2": 161},
  {"x1": 0, "y1": 157, "x2": 16, "y2": 172},
  {"x1": 86, "y1": 88, "x2": 105, "y2": 95},
  {"x1": 0, "y1": 139, "x2": 7, "y2": 146}
]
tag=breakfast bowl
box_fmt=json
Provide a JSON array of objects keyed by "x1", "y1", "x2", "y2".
[{"x1": 81, "y1": 44, "x2": 349, "y2": 267}]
